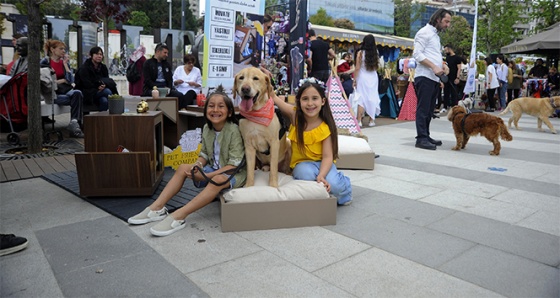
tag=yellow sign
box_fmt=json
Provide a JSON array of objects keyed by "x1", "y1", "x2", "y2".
[{"x1": 164, "y1": 145, "x2": 202, "y2": 170}]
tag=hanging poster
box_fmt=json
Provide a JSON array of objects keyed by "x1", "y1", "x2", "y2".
[{"x1": 203, "y1": 0, "x2": 265, "y2": 93}]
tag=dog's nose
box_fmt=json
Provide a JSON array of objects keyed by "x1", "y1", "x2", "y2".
[{"x1": 241, "y1": 86, "x2": 251, "y2": 95}]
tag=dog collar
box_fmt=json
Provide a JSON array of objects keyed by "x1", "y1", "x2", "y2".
[{"x1": 550, "y1": 97, "x2": 557, "y2": 109}]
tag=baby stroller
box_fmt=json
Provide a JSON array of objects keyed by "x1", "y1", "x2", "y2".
[{"x1": 0, "y1": 72, "x2": 28, "y2": 145}]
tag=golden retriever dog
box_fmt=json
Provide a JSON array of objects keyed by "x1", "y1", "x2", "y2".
[
  {"x1": 233, "y1": 67, "x2": 291, "y2": 188},
  {"x1": 447, "y1": 106, "x2": 513, "y2": 155},
  {"x1": 499, "y1": 96, "x2": 560, "y2": 134}
]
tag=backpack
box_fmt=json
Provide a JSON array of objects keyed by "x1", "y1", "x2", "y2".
[{"x1": 126, "y1": 60, "x2": 141, "y2": 83}]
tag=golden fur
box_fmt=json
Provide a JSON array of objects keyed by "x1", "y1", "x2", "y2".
[
  {"x1": 233, "y1": 67, "x2": 291, "y2": 188},
  {"x1": 447, "y1": 106, "x2": 513, "y2": 155},
  {"x1": 499, "y1": 96, "x2": 560, "y2": 134}
]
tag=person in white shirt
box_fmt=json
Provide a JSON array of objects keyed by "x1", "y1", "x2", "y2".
[
  {"x1": 412, "y1": 8, "x2": 452, "y2": 150},
  {"x1": 484, "y1": 56, "x2": 499, "y2": 112},
  {"x1": 172, "y1": 54, "x2": 202, "y2": 110},
  {"x1": 495, "y1": 54, "x2": 508, "y2": 110}
]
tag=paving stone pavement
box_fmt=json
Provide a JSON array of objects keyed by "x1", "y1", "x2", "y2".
[{"x1": 1, "y1": 112, "x2": 559, "y2": 297}]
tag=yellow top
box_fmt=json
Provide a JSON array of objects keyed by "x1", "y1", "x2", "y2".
[{"x1": 288, "y1": 122, "x2": 331, "y2": 168}]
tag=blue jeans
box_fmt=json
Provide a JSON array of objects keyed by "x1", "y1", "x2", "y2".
[
  {"x1": 194, "y1": 165, "x2": 236, "y2": 190},
  {"x1": 292, "y1": 161, "x2": 352, "y2": 205},
  {"x1": 498, "y1": 81, "x2": 507, "y2": 109},
  {"x1": 54, "y1": 89, "x2": 83, "y2": 121},
  {"x1": 95, "y1": 88, "x2": 112, "y2": 111}
]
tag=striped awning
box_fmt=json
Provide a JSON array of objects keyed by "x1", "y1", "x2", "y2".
[{"x1": 312, "y1": 25, "x2": 414, "y2": 50}]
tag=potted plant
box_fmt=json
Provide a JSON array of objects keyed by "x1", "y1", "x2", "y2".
[{"x1": 108, "y1": 94, "x2": 125, "y2": 114}]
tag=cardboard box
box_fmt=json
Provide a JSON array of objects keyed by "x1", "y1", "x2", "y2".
[{"x1": 220, "y1": 195, "x2": 337, "y2": 232}]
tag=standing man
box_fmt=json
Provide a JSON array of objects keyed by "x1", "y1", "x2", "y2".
[
  {"x1": 443, "y1": 44, "x2": 462, "y2": 110},
  {"x1": 307, "y1": 29, "x2": 336, "y2": 83},
  {"x1": 412, "y1": 8, "x2": 452, "y2": 150}
]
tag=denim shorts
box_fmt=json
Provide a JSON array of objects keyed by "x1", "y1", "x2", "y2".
[{"x1": 194, "y1": 165, "x2": 236, "y2": 190}]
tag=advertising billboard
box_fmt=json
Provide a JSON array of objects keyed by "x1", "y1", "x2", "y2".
[{"x1": 309, "y1": 0, "x2": 394, "y2": 34}]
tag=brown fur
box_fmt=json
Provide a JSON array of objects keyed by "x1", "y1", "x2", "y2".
[
  {"x1": 447, "y1": 106, "x2": 513, "y2": 155},
  {"x1": 233, "y1": 67, "x2": 291, "y2": 188},
  {"x1": 499, "y1": 96, "x2": 560, "y2": 134}
]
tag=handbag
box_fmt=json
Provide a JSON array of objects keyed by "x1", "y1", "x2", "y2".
[
  {"x1": 56, "y1": 82, "x2": 73, "y2": 95},
  {"x1": 100, "y1": 77, "x2": 119, "y2": 95}
]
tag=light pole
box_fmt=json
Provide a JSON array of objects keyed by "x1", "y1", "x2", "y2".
[{"x1": 168, "y1": 0, "x2": 172, "y2": 29}]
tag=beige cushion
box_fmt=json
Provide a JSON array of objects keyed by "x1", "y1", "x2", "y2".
[
  {"x1": 224, "y1": 171, "x2": 329, "y2": 203},
  {"x1": 336, "y1": 135, "x2": 375, "y2": 170}
]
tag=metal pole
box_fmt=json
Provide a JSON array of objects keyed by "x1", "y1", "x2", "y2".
[
  {"x1": 181, "y1": 0, "x2": 185, "y2": 31},
  {"x1": 168, "y1": 0, "x2": 172, "y2": 29}
]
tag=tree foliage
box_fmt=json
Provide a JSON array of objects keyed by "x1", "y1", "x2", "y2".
[
  {"x1": 127, "y1": 0, "x2": 198, "y2": 32},
  {"x1": 393, "y1": 0, "x2": 425, "y2": 37},
  {"x1": 309, "y1": 7, "x2": 334, "y2": 27},
  {"x1": 529, "y1": 0, "x2": 560, "y2": 32},
  {"x1": 476, "y1": 0, "x2": 521, "y2": 54},
  {"x1": 2, "y1": 0, "x2": 79, "y2": 19},
  {"x1": 79, "y1": 0, "x2": 130, "y2": 64},
  {"x1": 128, "y1": 11, "x2": 151, "y2": 34},
  {"x1": 440, "y1": 15, "x2": 473, "y2": 57},
  {"x1": 333, "y1": 18, "x2": 354, "y2": 30}
]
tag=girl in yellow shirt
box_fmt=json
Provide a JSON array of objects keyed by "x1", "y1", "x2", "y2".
[{"x1": 274, "y1": 79, "x2": 352, "y2": 205}]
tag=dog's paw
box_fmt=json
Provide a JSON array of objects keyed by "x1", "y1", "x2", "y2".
[
  {"x1": 489, "y1": 151, "x2": 499, "y2": 155},
  {"x1": 451, "y1": 146, "x2": 460, "y2": 151},
  {"x1": 261, "y1": 165, "x2": 270, "y2": 172}
]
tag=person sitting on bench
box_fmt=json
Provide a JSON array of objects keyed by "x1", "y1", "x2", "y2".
[{"x1": 40, "y1": 39, "x2": 84, "y2": 138}]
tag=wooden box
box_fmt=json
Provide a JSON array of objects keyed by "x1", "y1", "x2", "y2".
[{"x1": 75, "y1": 111, "x2": 164, "y2": 197}]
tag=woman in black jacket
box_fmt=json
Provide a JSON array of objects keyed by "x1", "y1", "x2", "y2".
[{"x1": 75, "y1": 46, "x2": 113, "y2": 111}]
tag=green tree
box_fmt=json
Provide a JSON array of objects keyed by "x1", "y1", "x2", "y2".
[
  {"x1": 333, "y1": 18, "x2": 354, "y2": 30},
  {"x1": 127, "y1": 0, "x2": 198, "y2": 32},
  {"x1": 440, "y1": 15, "x2": 473, "y2": 57},
  {"x1": 309, "y1": 7, "x2": 334, "y2": 27},
  {"x1": 79, "y1": 0, "x2": 130, "y2": 65},
  {"x1": 476, "y1": 0, "x2": 521, "y2": 54},
  {"x1": 530, "y1": 0, "x2": 560, "y2": 32},
  {"x1": 128, "y1": 11, "x2": 151, "y2": 34},
  {"x1": 393, "y1": 0, "x2": 425, "y2": 37},
  {"x1": 3, "y1": 0, "x2": 79, "y2": 19}
]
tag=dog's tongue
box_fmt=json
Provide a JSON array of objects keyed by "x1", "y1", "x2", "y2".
[{"x1": 240, "y1": 99, "x2": 253, "y2": 112}]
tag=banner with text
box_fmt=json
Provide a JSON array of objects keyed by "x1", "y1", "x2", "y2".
[
  {"x1": 289, "y1": 0, "x2": 308, "y2": 94},
  {"x1": 203, "y1": 0, "x2": 265, "y2": 92},
  {"x1": 463, "y1": 0, "x2": 478, "y2": 94}
]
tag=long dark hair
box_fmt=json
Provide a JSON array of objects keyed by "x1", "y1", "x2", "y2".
[
  {"x1": 359, "y1": 34, "x2": 378, "y2": 72},
  {"x1": 429, "y1": 8, "x2": 452, "y2": 27},
  {"x1": 203, "y1": 85, "x2": 238, "y2": 130},
  {"x1": 294, "y1": 82, "x2": 338, "y2": 159}
]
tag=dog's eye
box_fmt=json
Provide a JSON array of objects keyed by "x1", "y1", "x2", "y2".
[
  {"x1": 238, "y1": 76, "x2": 244, "y2": 80},
  {"x1": 253, "y1": 76, "x2": 259, "y2": 80}
]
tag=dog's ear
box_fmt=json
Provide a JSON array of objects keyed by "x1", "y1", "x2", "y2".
[
  {"x1": 265, "y1": 74, "x2": 273, "y2": 97},
  {"x1": 232, "y1": 75, "x2": 238, "y2": 99}
]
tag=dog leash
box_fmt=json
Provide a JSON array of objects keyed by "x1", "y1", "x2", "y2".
[{"x1": 191, "y1": 157, "x2": 246, "y2": 188}]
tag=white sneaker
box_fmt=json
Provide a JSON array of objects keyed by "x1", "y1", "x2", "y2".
[
  {"x1": 128, "y1": 207, "x2": 168, "y2": 225},
  {"x1": 440, "y1": 108, "x2": 447, "y2": 113},
  {"x1": 150, "y1": 215, "x2": 186, "y2": 237},
  {"x1": 368, "y1": 121, "x2": 376, "y2": 127},
  {"x1": 358, "y1": 121, "x2": 363, "y2": 128}
]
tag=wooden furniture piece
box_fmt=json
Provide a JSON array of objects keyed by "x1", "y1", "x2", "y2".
[
  {"x1": 146, "y1": 97, "x2": 188, "y2": 148},
  {"x1": 75, "y1": 111, "x2": 164, "y2": 197}
]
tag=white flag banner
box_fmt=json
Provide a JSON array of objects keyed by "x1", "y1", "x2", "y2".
[{"x1": 463, "y1": 0, "x2": 478, "y2": 94}]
